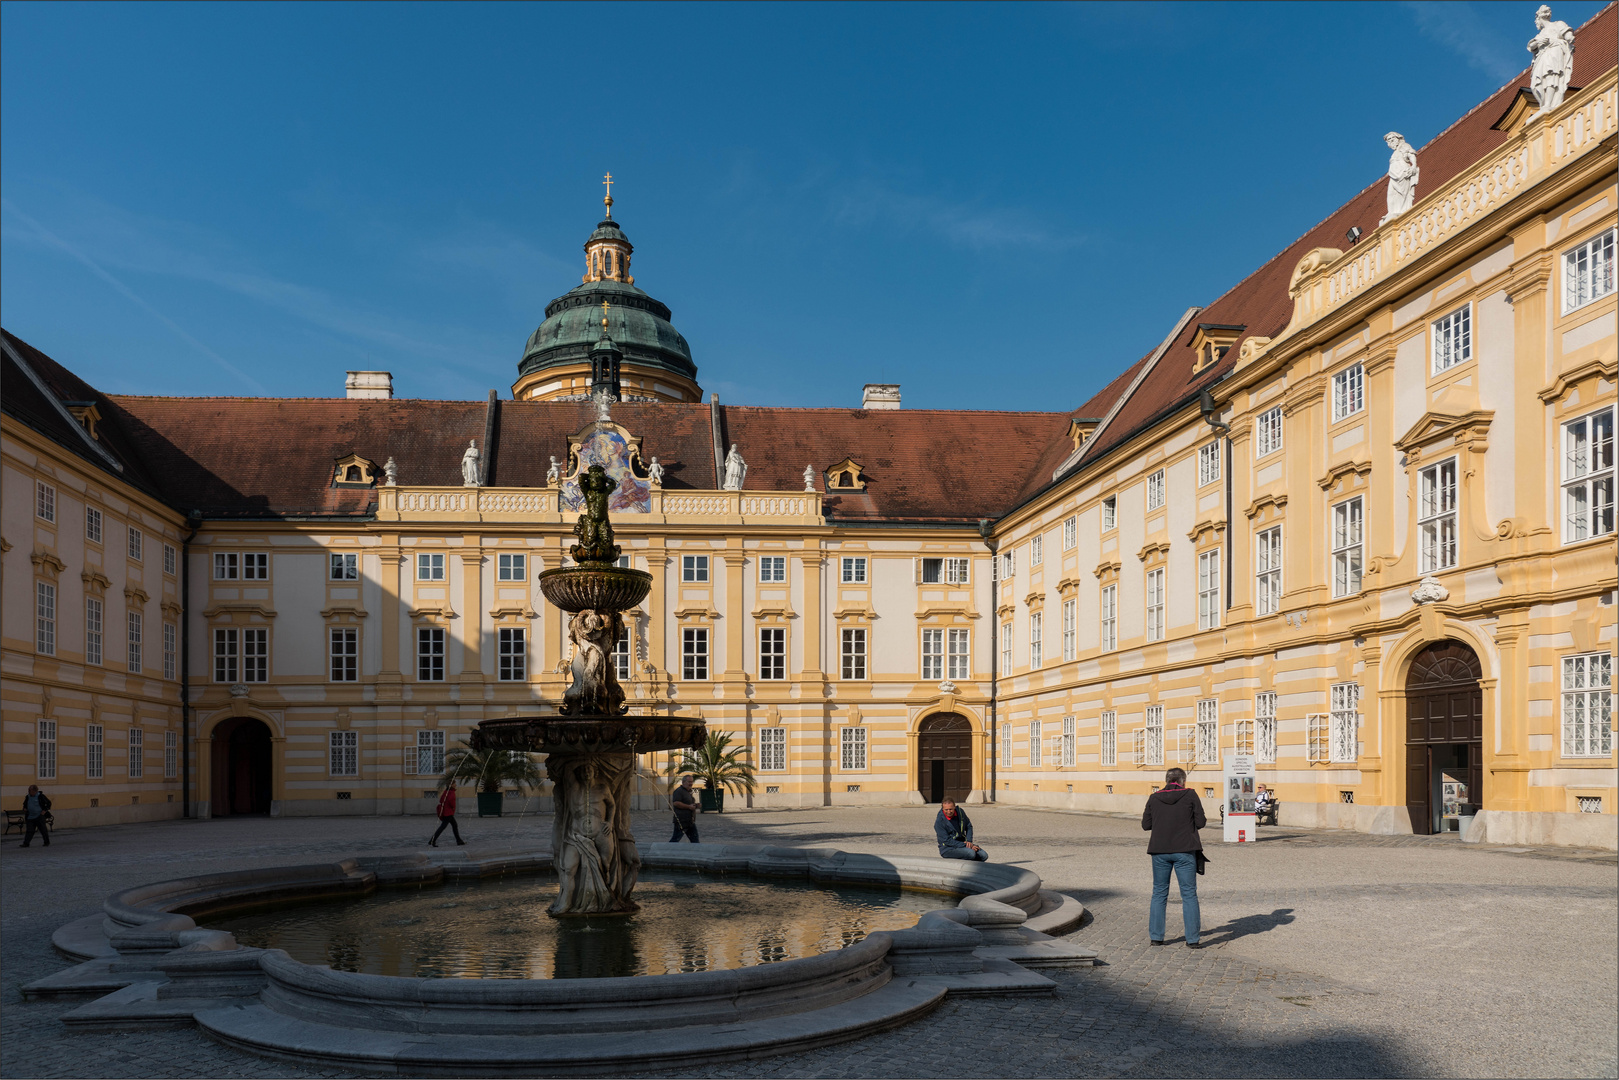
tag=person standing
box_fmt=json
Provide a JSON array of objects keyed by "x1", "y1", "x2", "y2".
[
  {"x1": 1142, "y1": 767, "x2": 1205, "y2": 948},
  {"x1": 429, "y1": 784, "x2": 464, "y2": 847},
  {"x1": 21, "y1": 785, "x2": 51, "y2": 848},
  {"x1": 668, "y1": 774, "x2": 700, "y2": 843},
  {"x1": 934, "y1": 798, "x2": 988, "y2": 861}
]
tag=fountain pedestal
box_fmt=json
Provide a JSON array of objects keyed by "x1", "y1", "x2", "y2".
[{"x1": 473, "y1": 463, "x2": 705, "y2": 916}]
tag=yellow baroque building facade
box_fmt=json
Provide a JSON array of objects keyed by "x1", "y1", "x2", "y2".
[{"x1": 3, "y1": 21, "x2": 1615, "y2": 847}]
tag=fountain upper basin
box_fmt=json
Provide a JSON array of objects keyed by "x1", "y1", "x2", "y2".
[
  {"x1": 472, "y1": 716, "x2": 704, "y2": 755},
  {"x1": 538, "y1": 564, "x2": 652, "y2": 614}
]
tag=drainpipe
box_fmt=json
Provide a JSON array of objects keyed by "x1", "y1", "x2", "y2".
[
  {"x1": 180, "y1": 510, "x2": 202, "y2": 818},
  {"x1": 980, "y1": 519, "x2": 997, "y2": 803},
  {"x1": 1199, "y1": 389, "x2": 1233, "y2": 611}
]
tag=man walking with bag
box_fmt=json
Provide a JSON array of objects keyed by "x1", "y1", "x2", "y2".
[{"x1": 1142, "y1": 767, "x2": 1205, "y2": 948}]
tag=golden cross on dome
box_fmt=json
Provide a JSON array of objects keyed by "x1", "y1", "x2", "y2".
[
  {"x1": 601, "y1": 172, "x2": 614, "y2": 217},
  {"x1": 600, "y1": 299, "x2": 612, "y2": 330}
]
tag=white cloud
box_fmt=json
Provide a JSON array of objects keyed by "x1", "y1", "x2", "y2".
[{"x1": 1405, "y1": 1, "x2": 1524, "y2": 82}]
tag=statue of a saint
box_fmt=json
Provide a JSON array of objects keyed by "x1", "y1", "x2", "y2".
[
  {"x1": 1378, "y1": 132, "x2": 1419, "y2": 226},
  {"x1": 803, "y1": 464, "x2": 817, "y2": 492},
  {"x1": 569, "y1": 464, "x2": 619, "y2": 563},
  {"x1": 461, "y1": 440, "x2": 482, "y2": 487},
  {"x1": 383, "y1": 457, "x2": 398, "y2": 487},
  {"x1": 722, "y1": 444, "x2": 747, "y2": 490},
  {"x1": 647, "y1": 456, "x2": 665, "y2": 486},
  {"x1": 1528, "y1": 5, "x2": 1575, "y2": 114},
  {"x1": 546, "y1": 456, "x2": 561, "y2": 486}
]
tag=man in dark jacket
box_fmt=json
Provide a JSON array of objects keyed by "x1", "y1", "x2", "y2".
[
  {"x1": 21, "y1": 785, "x2": 51, "y2": 848},
  {"x1": 1141, "y1": 768, "x2": 1204, "y2": 947},
  {"x1": 934, "y1": 798, "x2": 987, "y2": 861}
]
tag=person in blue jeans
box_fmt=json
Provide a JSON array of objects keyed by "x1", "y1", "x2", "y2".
[
  {"x1": 1141, "y1": 767, "x2": 1205, "y2": 948},
  {"x1": 934, "y1": 798, "x2": 988, "y2": 861}
]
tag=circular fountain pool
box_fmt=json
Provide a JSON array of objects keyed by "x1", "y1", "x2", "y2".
[{"x1": 207, "y1": 870, "x2": 952, "y2": 981}]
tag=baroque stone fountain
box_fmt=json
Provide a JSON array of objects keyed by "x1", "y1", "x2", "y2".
[{"x1": 472, "y1": 463, "x2": 704, "y2": 916}]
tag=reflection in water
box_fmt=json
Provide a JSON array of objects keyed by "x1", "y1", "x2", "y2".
[{"x1": 209, "y1": 870, "x2": 949, "y2": 980}]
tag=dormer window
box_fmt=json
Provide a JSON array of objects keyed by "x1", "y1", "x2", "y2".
[
  {"x1": 1067, "y1": 418, "x2": 1098, "y2": 450},
  {"x1": 825, "y1": 458, "x2": 867, "y2": 491},
  {"x1": 1190, "y1": 324, "x2": 1246, "y2": 374},
  {"x1": 332, "y1": 454, "x2": 378, "y2": 488}
]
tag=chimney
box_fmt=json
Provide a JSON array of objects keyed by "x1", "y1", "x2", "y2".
[
  {"x1": 861, "y1": 384, "x2": 900, "y2": 410},
  {"x1": 345, "y1": 371, "x2": 393, "y2": 399}
]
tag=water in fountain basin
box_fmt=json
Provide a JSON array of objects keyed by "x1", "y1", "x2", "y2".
[{"x1": 207, "y1": 870, "x2": 952, "y2": 980}]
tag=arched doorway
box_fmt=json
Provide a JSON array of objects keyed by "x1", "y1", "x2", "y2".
[
  {"x1": 1404, "y1": 641, "x2": 1483, "y2": 835},
  {"x1": 210, "y1": 717, "x2": 273, "y2": 815},
  {"x1": 918, "y1": 714, "x2": 972, "y2": 804}
]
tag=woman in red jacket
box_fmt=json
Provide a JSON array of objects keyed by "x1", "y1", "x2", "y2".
[{"x1": 430, "y1": 785, "x2": 465, "y2": 847}]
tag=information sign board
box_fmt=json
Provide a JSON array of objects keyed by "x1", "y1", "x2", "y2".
[{"x1": 1223, "y1": 753, "x2": 1257, "y2": 843}]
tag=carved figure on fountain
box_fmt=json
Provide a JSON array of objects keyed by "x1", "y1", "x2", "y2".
[
  {"x1": 547, "y1": 753, "x2": 642, "y2": 915},
  {"x1": 563, "y1": 608, "x2": 627, "y2": 716},
  {"x1": 570, "y1": 465, "x2": 621, "y2": 564}
]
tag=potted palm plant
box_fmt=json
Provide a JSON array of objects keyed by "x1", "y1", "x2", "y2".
[
  {"x1": 665, "y1": 731, "x2": 756, "y2": 813},
  {"x1": 440, "y1": 740, "x2": 544, "y2": 818}
]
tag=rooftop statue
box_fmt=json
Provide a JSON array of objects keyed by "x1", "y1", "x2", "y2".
[
  {"x1": 804, "y1": 464, "x2": 817, "y2": 492},
  {"x1": 383, "y1": 457, "x2": 397, "y2": 487},
  {"x1": 461, "y1": 440, "x2": 482, "y2": 487},
  {"x1": 723, "y1": 443, "x2": 747, "y2": 490},
  {"x1": 1378, "y1": 132, "x2": 1419, "y2": 226},
  {"x1": 1528, "y1": 5, "x2": 1575, "y2": 113},
  {"x1": 647, "y1": 456, "x2": 665, "y2": 486},
  {"x1": 546, "y1": 456, "x2": 560, "y2": 485}
]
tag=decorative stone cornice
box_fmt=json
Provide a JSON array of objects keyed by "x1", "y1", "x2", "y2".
[
  {"x1": 1055, "y1": 575, "x2": 1083, "y2": 597},
  {"x1": 752, "y1": 603, "x2": 796, "y2": 620},
  {"x1": 124, "y1": 586, "x2": 151, "y2": 607},
  {"x1": 831, "y1": 604, "x2": 876, "y2": 622},
  {"x1": 321, "y1": 604, "x2": 372, "y2": 619},
  {"x1": 1186, "y1": 518, "x2": 1227, "y2": 546},
  {"x1": 1393, "y1": 407, "x2": 1494, "y2": 458},
  {"x1": 1136, "y1": 542, "x2": 1170, "y2": 564},
  {"x1": 1243, "y1": 492, "x2": 1289, "y2": 519},
  {"x1": 487, "y1": 603, "x2": 536, "y2": 620},
  {"x1": 81, "y1": 569, "x2": 111, "y2": 594},
  {"x1": 31, "y1": 550, "x2": 66, "y2": 577},
  {"x1": 1318, "y1": 459, "x2": 1373, "y2": 491},
  {"x1": 675, "y1": 605, "x2": 722, "y2": 622},
  {"x1": 1538, "y1": 355, "x2": 1618, "y2": 403},
  {"x1": 1093, "y1": 560, "x2": 1121, "y2": 580},
  {"x1": 407, "y1": 605, "x2": 456, "y2": 621},
  {"x1": 204, "y1": 602, "x2": 277, "y2": 619},
  {"x1": 913, "y1": 604, "x2": 978, "y2": 621},
  {"x1": 161, "y1": 600, "x2": 183, "y2": 619},
  {"x1": 1023, "y1": 590, "x2": 1045, "y2": 610}
]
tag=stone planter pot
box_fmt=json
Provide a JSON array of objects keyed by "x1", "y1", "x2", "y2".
[
  {"x1": 477, "y1": 792, "x2": 504, "y2": 818},
  {"x1": 699, "y1": 788, "x2": 725, "y2": 813}
]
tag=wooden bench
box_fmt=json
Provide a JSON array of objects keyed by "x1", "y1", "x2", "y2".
[{"x1": 3, "y1": 810, "x2": 25, "y2": 836}]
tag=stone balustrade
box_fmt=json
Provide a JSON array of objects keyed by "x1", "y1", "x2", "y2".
[{"x1": 378, "y1": 485, "x2": 824, "y2": 526}]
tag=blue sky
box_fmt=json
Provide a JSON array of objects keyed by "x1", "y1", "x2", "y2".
[{"x1": 2, "y1": 1, "x2": 1607, "y2": 409}]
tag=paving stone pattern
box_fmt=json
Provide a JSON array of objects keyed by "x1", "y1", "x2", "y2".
[{"x1": 3, "y1": 806, "x2": 1615, "y2": 1079}]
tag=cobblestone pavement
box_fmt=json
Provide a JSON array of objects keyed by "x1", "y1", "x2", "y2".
[{"x1": 3, "y1": 806, "x2": 1615, "y2": 1079}]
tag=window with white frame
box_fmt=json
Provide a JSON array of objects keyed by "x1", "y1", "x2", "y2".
[
  {"x1": 127, "y1": 611, "x2": 143, "y2": 674},
  {"x1": 1031, "y1": 535, "x2": 1043, "y2": 566},
  {"x1": 1146, "y1": 470, "x2": 1165, "y2": 510},
  {"x1": 1255, "y1": 407, "x2": 1283, "y2": 457},
  {"x1": 85, "y1": 597, "x2": 103, "y2": 666},
  {"x1": 1132, "y1": 727, "x2": 1146, "y2": 766},
  {"x1": 86, "y1": 506, "x2": 103, "y2": 544},
  {"x1": 417, "y1": 552, "x2": 446, "y2": 581},
  {"x1": 1198, "y1": 442, "x2": 1220, "y2": 487},
  {"x1": 1332, "y1": 497, "x2": 1364, "y2": 596},
  {"x1": 1235, "y1": 719, "x2": 1254, "y2": 755},
  {"x1": 759, "y1": 627, "x2": 786, "y2": 680},
  {"x1": 1000, "y1": 621, "x2": 1013, "y2": 672},
  {"x1": 1561, "y1": 652, "x2": 1613, "y2": 758},
  {"x1": 922, "y1": 628, "x2": 943, "y2": 681},
  {"x1": 128, "y1": 728, "x2": 144, "y2": 778},
  {"x1": 163, "y1": 544, "x2": 177, "y2": 576},
  {"x1": 330, "y1": 553, "x2": 359, "y2": 580},
  {"x1": 1029, "y1": 611, "x2": 1043, "y2": 667},
  {"x1": 417, "y1": 627, "x2": 445, "y2": 681},
  {"x1": 948, "y1": 628, "x2": 970, "y2": 680},
  {"x1": 1063, "y1": 516, "x2": 1076, "y2": 550},
  {"x1": 330, "y1": 627, "x2": 358, "y2": 681},
  {"x1": 999, "y1": 549, "x2": 1015, "y2": 580},
  {"x1": 242, "y1": 553, "x2": 269, "y2": 580},
  {"x1": 417, "y1": 730, "x2": 445, "y2": 776},
  {"x1": 497, "y1": 553, "x2": 526, "y2": 581},
  {"x1": 36, "y1": 582, "x2": 56, "y2": 655},
  {"x1": 1255, "y1": 526, "x2": 1283, "y2": 616},
  {"x1": 1329, "y1": 683, "x2": 1360, "y2": 763},
  {"x1": 1061, "y1": 716, "x2": 1075, "y2": 767},
  {"x1": 919, "y1": 557, "x2": 970, "y2": 585},
  {"x1": 1145, "y1": 705, "x2": 1164, "y2": 767},
  {"x1": 36, "y1": 480, "x2": 55, "y2": 523},
  {"x1": 1100, "y1": 710, "x2": 1117, "y2": 767},
  {"x1": 87, "y1": 723, "x2": 103, "y2": 779},
  {"x1": 329, "y1": 731, "x2": 359, "y2": 777},
  {"x1": 1176, "y1": 723, "x2": 1195, "y2": 765},
  {"x1": 1418, "y1": 459, "x2": 1458, "y2": 573},
  {"x1": 214, "y1": 628, "x2": 238, "y2": 682},
  {"x1": 1145, "y1": 567, "x2": 1165, "y2": 642},
  {"x1": 128, "y1": 526, "x2": 143, "y2": 561},
  {"x1": 1332, "y1": 362, "x2": 1365, "y2": 421},
  {"x1": 841, "y1": 628, "x2": 867, "y2": 680},
  {"x1": 1100, "y1": 584, "x2": 1118, "y2": 651},
  {"x1": 1431, "y1": 305, "x2": 1472, "y2": 373},
  {"x1": 1562, "y1": 407, "x2": 1615, "y2": 542},
  {"x1": 1062, "y1": 599, "x2": 1076, "y2": 661},
  {"x1": 1306, "y1": 712, "x2": 1329, "y2": 763},
  {"x1": 758, "y1": 555, "x2": 786, "y2": 583},
  {"x1": 163, "y1": 623, "x2": 176, "y2": 680},
  {"x1": 1256, "y1": 692, "x2": 1278, "y2": 763},
  {"x1": 681, "y1": 554, "x2": 709, "y2": 582},
  {"x1": 1197, "y1": 551, "x2": 1220, "y2": 630},
  {"x1": 164, "y1": 730, "x2": 178, "y2": 779},
  {"x1": 682, "y1": 628, "x2": 709, "y2": 680},
  {"x1": 945, "y1": 557, "x2": 969, "y2": 585},
  {"x1": 840, "y1": 726, "x2": 867, "y2": 770},
  {"x1": 613, "y1": 626, "x2": 631, "y2": 681},
  {"x1": 37, "y1": 719, "x2": 56, "y2": 779},
  {"x1": 1562, "y1": 227, "x2": 1614, "y2": 313},
  {"x1": 498, "y1": 627, "x2": 526, "y2": 681},
  {"x1": 214, "y1": 552, "x2": 238, "y2": 580},
  {"x1": 1196, "y1": 698, "x2": 1219, "y2": 766},
  {"x1": 1029, "y1": 720, "x2": 1043, "y2": 767},
  {"x1": 759, "y1": 727, "x2": 786, "y2": 771},
  {"x1": 840, "y1": 556, "x2": 866, "y2": 584},
  {"x1": 1102, "y1": 496, "x2": 1117, "y2": 531},
  {"x1": 240, "y1": 627, "x2": 266, "y2": 682},
  {"x1": 1000, "y1": 719, "x2": 1013, "y2": 765}
]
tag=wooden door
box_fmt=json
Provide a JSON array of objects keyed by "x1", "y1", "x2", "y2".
[
  {"x1": 918, "y1": 714, "x2": 972, "y2": 803},
  {"x1": 1404, "y1": 641, "x2": 1484, "y2": 835}
]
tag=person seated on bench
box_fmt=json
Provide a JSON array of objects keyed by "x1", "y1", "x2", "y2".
[
  {"x1": 1254, "y1": 784, "x2": 1278, "y2": 826},
  {"x1": 934, "y1": 798, "x2": 988, "y2": 861}
]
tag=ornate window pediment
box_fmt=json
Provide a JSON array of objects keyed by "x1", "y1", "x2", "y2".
[{"x1": 1393, "y1": 407, "x2": 1494, "y2": 459}]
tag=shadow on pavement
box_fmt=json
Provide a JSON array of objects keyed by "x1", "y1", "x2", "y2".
[{"x1": 1198, "y1": 907, "x2": 1298, "y2": 945}]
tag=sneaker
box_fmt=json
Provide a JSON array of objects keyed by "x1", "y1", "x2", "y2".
[
  {"x1": 1149, "y1": 940, "x2": 1164, "y2": 946},
  {"x1": 1186, "y1": 941, "x2": 1205, "y2": 949}
]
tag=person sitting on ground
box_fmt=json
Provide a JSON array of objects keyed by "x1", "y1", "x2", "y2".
[{"x1": 934, "y1": 797, "x2": 988, "y2": 861}]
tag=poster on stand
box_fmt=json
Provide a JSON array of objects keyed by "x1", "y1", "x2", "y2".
[{"x1": 1223, "y1": 753, "x2": 1257, "y2": 843}]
